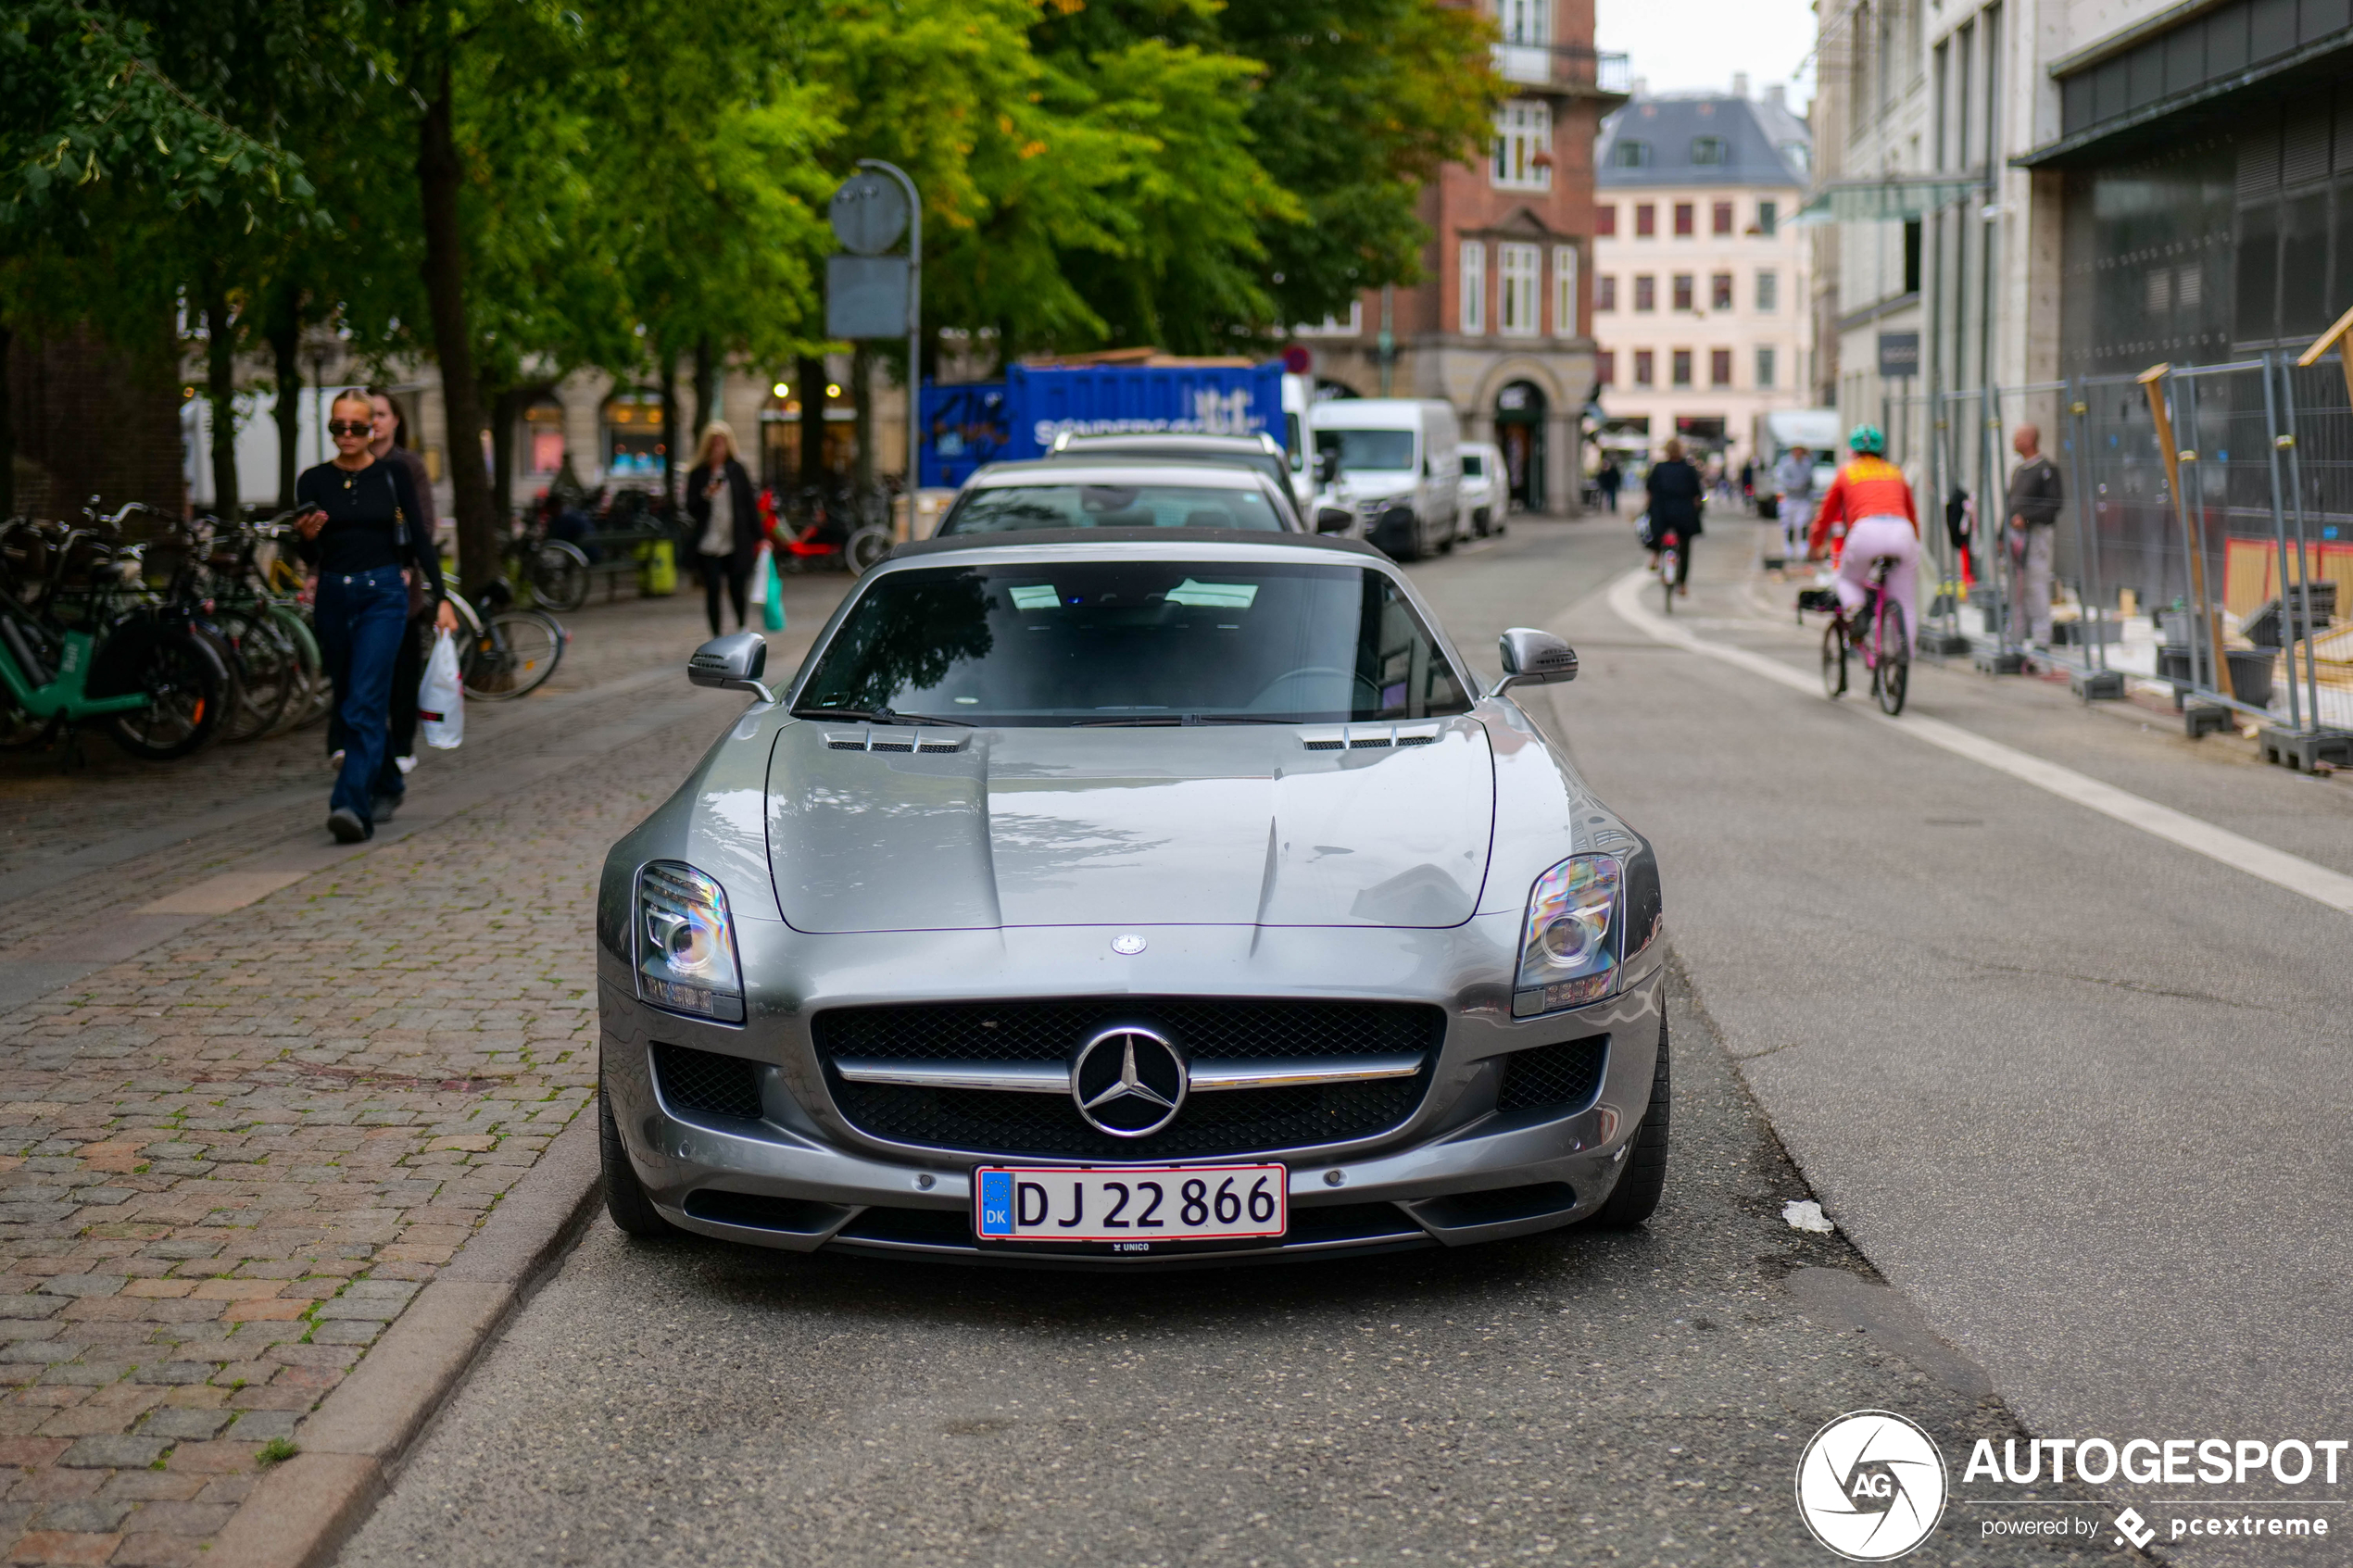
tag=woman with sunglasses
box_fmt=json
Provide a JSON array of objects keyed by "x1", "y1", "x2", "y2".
[{"x1": 295, "y1": 390, "x2": 457, "y2": 843}]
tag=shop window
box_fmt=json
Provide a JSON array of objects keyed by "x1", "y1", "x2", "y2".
[
  {"x1": 522, "y1": 399, "x2": 565, "y2": 476},
  {"x1": 602, "y1": 391, "x2": 665, "y2": 479}
]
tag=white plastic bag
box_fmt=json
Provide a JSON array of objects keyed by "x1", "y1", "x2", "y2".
[
  {"x1": 419, "y1": 629, "x2": 464, "y2": 750},
  {"x1": 747, "y1": 542, "x2": 773, "y2": 605}
]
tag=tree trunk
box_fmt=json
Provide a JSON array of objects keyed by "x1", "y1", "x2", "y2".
[
  {"x1": 658, "y1": 345, "x2": 680, "y2": 510},
  {"x1": 417, "y1": 52, "x2": 498, "y2": 593},
  {"x1": 0, "y1": 322, "x2": 14, "y2": 521},
  {"x1": 691, "y1": 336, "x2": 718, "y2": 455},
  {"x1": 851, "y1": 344, "x2": 874, "y2": 496},
  {"x1": 204, "y1": 281, "x2": 240, "y2": 520},
  {"x1": 267, "y1": 285, "x2": 303, "y2": 511},
  {"x1": 797, "y1": 354, "x2": 826, "y2": 491},
  {"x1": 489, "y1": 385, "x2": 524, "y2": 522}
]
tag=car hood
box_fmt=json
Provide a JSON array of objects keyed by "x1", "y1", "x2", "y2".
[{"x1": 766, "y1": 718, "x2": 1495, "y2": 933}]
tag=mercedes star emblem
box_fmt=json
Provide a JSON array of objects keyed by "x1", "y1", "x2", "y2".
[
  {"x1": 1111, "y1": 934, "x2": 1147, "y2": 955},
  {"x1": 1071, "y1": 1025, "x2": 1187, "y2": 1137}
]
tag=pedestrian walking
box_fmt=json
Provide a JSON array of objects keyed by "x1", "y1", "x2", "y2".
[
  {"x1": 1773, "y1": 445, "x2": 1815, "y2": 560},
  {"x1": 295, "y1": 391, "x2": 453, "y2": 844},
  {"x1": 368, "y1": 389, "x2": 442, "y2": 786},
  {"x1": 2006, "y1": 423, "x2": 2064, "y2": 651},
  {"x1": 1645, "y1": 438, "x2": 1705, "y2": 596},
  {"x1": 1596, "y1": 457, "x2": 1622, "y2": 514},
  {"x1": 686, "y1": 421, "x2": 761, "y2": 637}
]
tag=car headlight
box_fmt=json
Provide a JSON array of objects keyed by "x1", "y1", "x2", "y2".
[
  {"x1": 1513, "y1": 854, "x2": 1622, "y2": 1018},
  {"x1": 635, "y1": 861, "x2": 745, "y2": 1023}
]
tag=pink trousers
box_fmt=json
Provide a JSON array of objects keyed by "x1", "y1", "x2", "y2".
[{"x1": 1835, "y1": 515, "x2": 1919, "y2": 656}]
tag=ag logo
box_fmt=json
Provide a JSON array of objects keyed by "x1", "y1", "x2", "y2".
[{"x1": 1794, "y1": 1411, "x2": 1948, "y2": 1561}]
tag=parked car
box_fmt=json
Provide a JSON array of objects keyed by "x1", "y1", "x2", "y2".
[
  {"x1": 933, "y1": 460, "x2": 1302, "y2": 535},
  {"x1": 598, "y1": 529, "x2": 1671, "y2": 1264},
  {"x1": 1311, "y1": 398, "x2": 1464, "y2": 561},
  {"x1": 1044, "y1": 433, "x2": 1302, "y2": 529},
  {"x1": 1459, "y1": 441, "x2": 1507, "y2": 537}
]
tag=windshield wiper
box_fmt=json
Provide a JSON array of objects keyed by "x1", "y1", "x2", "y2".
[
  {"x1": 1071, "y1": 713, "x2": 1300, "y2": 727},
  {"x1": 792, "y1": 706, "x2": 975, "y2": 728}
]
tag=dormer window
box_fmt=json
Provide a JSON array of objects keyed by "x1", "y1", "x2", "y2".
[{"x1": 1692, "y1": 136, "x2": 1727, "y2": 166}]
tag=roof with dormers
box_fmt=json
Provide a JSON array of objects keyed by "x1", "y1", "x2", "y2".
[{"x1": 1596, "y1": 94, "x2": 1810, "y2": 189}]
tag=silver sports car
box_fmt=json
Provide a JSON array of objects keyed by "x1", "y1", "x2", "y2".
[{"x1": 597, "y1": 529, "x2": 1668, "y2": 1264}]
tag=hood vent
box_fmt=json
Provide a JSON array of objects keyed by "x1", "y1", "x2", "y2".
[
  {"x1": 1298, "y1": 721, "x2": 1444, "y2": 753},
  {"x1": 824, "y1": 727, "x2": 969, "y2": 755}
]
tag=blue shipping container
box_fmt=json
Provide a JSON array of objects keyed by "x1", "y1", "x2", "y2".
[{"x1": 919, "y1": 360, "x2": 1284, "y2": 489}]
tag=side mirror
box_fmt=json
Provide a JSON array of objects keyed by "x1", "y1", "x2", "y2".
[
  {"x1": 1488, "y1": 628, "x2": 1577, "y2": 697},
  {"x1": 688, "y1": 632, "x2": 774, "y2": 704},
  {"x1": 1315, "y1": 507, "x2": 1354, "y2": 534}
]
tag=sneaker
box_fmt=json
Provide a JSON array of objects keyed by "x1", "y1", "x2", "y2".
[
  {"x1": 395, "y1": 754, "x2": 418, "y2": 774},
  {"x1": 371, "y1": 793, "x2": 402, "y2": 823},
  {"x1": 327, "y1": 809, "x2": 371, "y2": 844},
  {"x1": 327, "y1": 749, "x2": 346, "y2": 772}
]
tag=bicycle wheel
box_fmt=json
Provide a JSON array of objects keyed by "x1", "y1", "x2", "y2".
[
  {"x1": 215, "y1": 608, "x2": 299, "y2": 742},
  {"x1": 1875, "y1": 598, "x2": 1909, "y2": 716},
  {"x1": 462, "y1": 609, "x2": 564, "y2": 700},
  {"x1": 106, "y1": 627, "x2": 228, "y2": 760},
  {"x1": 1820, "y1": 617, "x2": 1847, "y2": 699},
  {"x1": 845, "y1": 526, "x2": 891, "y2": 575},
  {"x1": 530, "y1": 541, "x2": 590, "y2": 612},
  {"x1": 1660, "y1": 548, "x2": 1679, "y2": 614}
]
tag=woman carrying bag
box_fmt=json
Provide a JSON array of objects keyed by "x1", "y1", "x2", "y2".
[
  {"x1": 685, "y1": 421, "x2": 761, "y2": 637},
  {"x1": 295, "y1": 391, "x2": 457, "y2": 844}
]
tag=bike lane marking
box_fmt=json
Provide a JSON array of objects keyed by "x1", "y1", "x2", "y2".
[{"x1": 1606, "y1": 567, "x2": 2353, "y2": 916}]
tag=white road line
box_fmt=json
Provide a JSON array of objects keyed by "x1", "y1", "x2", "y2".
[{"x1": 1605, "y1": 569, "x2": 2353, "y2": 916}]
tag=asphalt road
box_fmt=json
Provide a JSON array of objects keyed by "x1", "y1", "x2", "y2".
[{"x1": 336, "y1": 514, "x2": 2351, "y2": 1567}]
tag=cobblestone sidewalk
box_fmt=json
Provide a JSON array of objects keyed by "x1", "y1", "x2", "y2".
[{"x1": 0, "y1": 585, "x2": 836, "y2": 1567}]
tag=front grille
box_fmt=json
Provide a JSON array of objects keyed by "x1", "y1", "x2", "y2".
[
  {"x1": 1495, "y1": 1035, "x2": 1608, "y2": 1115},
  {"x1": 652, "y1": 1043, "x2": 764, "y2": 1123},
  {"x1": 812, "y1": 998, "x2": 1442, "y2": 1160}
]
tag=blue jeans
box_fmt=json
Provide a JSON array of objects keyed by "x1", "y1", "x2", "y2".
[{"x1": 315, "y1": 566, "x2": 409, "y2": 822}]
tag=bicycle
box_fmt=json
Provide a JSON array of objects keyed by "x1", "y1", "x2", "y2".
[
  {"x1": 1809, "y1": 557, "x2": 1909, "y2": 716},
  {"x1": 449, "y1": 580, "x2": 567, "y2": 701},
  {"x1": 0, "y1": 558, "x2": 230, "y2": 761},
  {"x1": 1656, "y1": 528, "x2": 1682, "y2": 616}
]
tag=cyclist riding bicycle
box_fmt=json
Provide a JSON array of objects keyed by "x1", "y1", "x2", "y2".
[{"x1": 1806, "y1": 423, "x2": 1919, "y2": 653}]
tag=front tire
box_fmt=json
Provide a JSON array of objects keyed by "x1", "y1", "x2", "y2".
[
  {"x1": 1820, "y1": 618, "x2": 1847, "y2": 699},
  {"x1": 1589, "y1": 1015, "x2": 1670, "y2": 1229},
  {"x1": 1875, "y1": 599, "x2": 1909, "y2": 716},
  {"x1": 600, "y1": 1083, "x2": 678, "y2": 1238},
  {"x1": 106, "y1": 627, "x2": 228, "y2": 761}
]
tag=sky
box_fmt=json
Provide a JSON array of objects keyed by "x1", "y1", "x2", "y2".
[{"x1": 1593, "y1": 0, "x2": 1817, "y2": 108}]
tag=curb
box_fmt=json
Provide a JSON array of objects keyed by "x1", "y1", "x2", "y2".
[{"x1": 210, "y1": 1109, "x2": 605, "y2": 1568}]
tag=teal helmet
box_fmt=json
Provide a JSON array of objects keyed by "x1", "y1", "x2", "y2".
[{"x1": 1848, "y1": 422, "x2": 1885, "y2": 456}]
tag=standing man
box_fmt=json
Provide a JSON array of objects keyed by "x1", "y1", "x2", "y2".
[
  {"x1": 1773, "y1": 444, "x2": 1814, "y2": 561},
  {"x1": 1595, "y1": 455, "x2": 1622, "y2": 515},
  {"x1": 2006, "y1": 423, "x2": 2064, "y2": 652}
]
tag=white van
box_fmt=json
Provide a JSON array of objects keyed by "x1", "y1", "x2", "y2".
[
  {"x1": 1458, "y1": 441, "x2": 1507, "y2": 537},
  {"x1": 1279, "y1": 372, "x2": 1316, "y2": 518},
  {"x1": 1309, "y1": 398, "x2": 1463, "y2": 560}
]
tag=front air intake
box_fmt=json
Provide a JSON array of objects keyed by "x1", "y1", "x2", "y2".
[{"x1": 652, "y1": 1043, "x2": 765, "y2": 1123}]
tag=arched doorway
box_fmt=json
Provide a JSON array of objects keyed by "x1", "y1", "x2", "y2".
[{"x1": 1495, "y1": 381, "x2": 1548, "y2": 511}]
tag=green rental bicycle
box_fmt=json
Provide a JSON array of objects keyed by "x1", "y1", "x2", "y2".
[{"x1": 0, "y1": 592, "x2": 229, "y2": 759}]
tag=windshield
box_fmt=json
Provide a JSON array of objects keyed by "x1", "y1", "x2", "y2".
[
  {"x1": 940, "y1": 483, "x2": 1282, "y2": 534},
  {"x1": 1460, "y1": 453, "x2": 1485, "y2": 476},
  {"x1": 1315, "y1": 427, "x2": 1416, "y2": 473},
  {"x1": 796, "y1": 560, "x2": 1472, "y2": 726}
]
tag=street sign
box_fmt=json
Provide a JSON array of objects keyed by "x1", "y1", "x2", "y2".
[
  {"x1": 827, "y1": 255, "x2": 910, "y2": 338},
  {"x1": 1878, "y1": 331, "x2": 1920, "y2": 378},
  {"x1": 830, "y1": 173, "x2": 910, "y2": 257}
]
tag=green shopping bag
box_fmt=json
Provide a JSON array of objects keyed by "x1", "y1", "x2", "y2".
[{"x1": 760, "y1": 546, "x2": 786, "y2": 632}]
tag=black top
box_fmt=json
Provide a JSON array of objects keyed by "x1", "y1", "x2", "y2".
[
  {"x1": 1645, "y1": 458, "x2": 1705, "y2": 533},
  {"x1": 295, "y1": 457, "x2": 442, "y2": 601},
  {"x1": 684, "y1": 458, "x2": 762, "y2": 572},
  {"x1": 2006, "y1": 454, "x2": 2063, "y2": 527}
]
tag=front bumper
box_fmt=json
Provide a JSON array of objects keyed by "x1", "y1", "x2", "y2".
[{"x1": 598, "y1": 919, "x2": 1667, "y2": 1268}]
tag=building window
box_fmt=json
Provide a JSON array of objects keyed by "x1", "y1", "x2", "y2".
[
  {"x1": 1595, "y1": 204, "x2": 1617, "y2": 237},
  {"x1": 1710, "y1": 348, "x2": 1733, "y2": 387},
  {"x1": 1597, "y1": 274, "x2": 1617, "y2": 311},
  {"x1": 1293, "y1": 300, "x2": 1365, "y2": 337},
  {"x1": 1710, "y1": 273, "x2": 1733, "y2": 311},
  {"x1": 1598, "y1": 350, "x2": 1617, "y2": 385},
  {"x1": 1692, "y1": 137, "x2": 1727, "y2": 166},
  {"x1": 522, "y1": 398, "x2": 566, "y2": 475},
  {"x1": 1499, "y1": 0, "x2": 1549, "y2": 45},
  {"x1": 1671, "y1": 350, "x2": 1692, "y2": 387},
  {"x1": 1756, "y1": 199, "x2": 1779, "y2": 238},
  {"x1": 1554, "y1": 245, "x2": 1579, "y2": 337},
  {"x1": 1671, "y1": 274, "x2": 1693, "y2": 311},
  {"x1": 1634, "y1": 274, "x2": 1655, "y2": 311},
  {"x1": 1756, "y1": 346, "x2": 1778, "y2": 388},
  {"x1": 1713, "y1": 201, "x2": 1734, "y2": 236},
  {"x1": 1460, "y1": 240, "x2": 1486, "y2": 334},
  {"x1": 602, "y1": 390, "x2": 666, "y2": 478},
  {"x1": 1633, "y1": 350, "x2": 1655, "y2": 386},
  {"x1": 1635, "y1": 203, "x2": 1656, "y2": 238},
  {"x1": 1756, "y1": 270, "x2": 1779, "y2": 311},
  {"x1": 1492, "y1": 100, "x2": 1553, "y2": 190},
  {"x1": 1499, "y1": 243, "x2": 1541, "y2": 337},
  {"x1": 1674, "y1": 203, "x2": 1694, "y2": 237},
  {"x1": 1614, "y1": 139, "x2": 1653, "y2": 169}
]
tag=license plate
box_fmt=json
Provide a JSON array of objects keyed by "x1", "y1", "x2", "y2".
[{"x1": 974, "y1": 1164, "x2": 1287, "y2": 1244}]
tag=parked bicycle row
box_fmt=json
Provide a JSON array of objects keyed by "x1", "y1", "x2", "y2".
[{"x1": 0, "y1": 500, "x2": 566, "y2": 767}]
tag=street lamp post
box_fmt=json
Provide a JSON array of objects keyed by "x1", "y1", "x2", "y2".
[{"x1": 855, "y1": 159, "x2": 923, "y2": 507}]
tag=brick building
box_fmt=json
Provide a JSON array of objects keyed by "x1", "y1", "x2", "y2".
[
  {"x1": 1301, "y1": 0, "x2": 1628, "y2": 512},
  {"x1": 6, "y1": 324, "x2": 184, "y2": 520}
]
